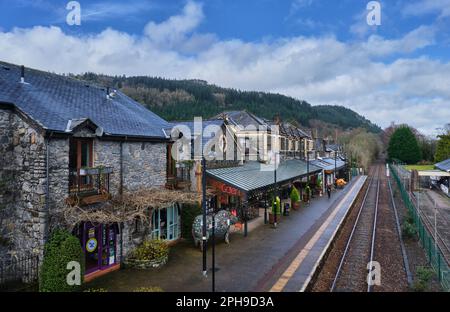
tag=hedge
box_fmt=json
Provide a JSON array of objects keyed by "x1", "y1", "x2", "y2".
[
  {"x1": 181, "y1": 203, "x2": 202, "y2": 241},
  {"x1": 39, "y1": 229, "x2": 85, "y2": 292}
]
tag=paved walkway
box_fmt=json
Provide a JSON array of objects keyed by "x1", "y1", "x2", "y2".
[{"x1": 87, "y1": 176, "x2": 365, "y2": 292}]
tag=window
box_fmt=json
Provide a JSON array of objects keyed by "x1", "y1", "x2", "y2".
[
  {"x1": 151, "y1": 204, "x2": 181, "y2": 241},
  {"x1": 69, "y1": 138, "x2": 93, "y2": 190},
  {"x1": 69, "y1": 138, "x2": 93, "y2": 170}
]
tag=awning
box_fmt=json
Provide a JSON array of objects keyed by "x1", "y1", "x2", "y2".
[
  {"x1": 206, "y1": 160, "x2": 322, "y2": 194},
  {"x1": 311, "y1": 158, "x2": 346, "y2": 171}
]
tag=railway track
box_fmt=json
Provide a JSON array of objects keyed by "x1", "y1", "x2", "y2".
[
  {"x1": 331, "y1": 165, "x2": 380, "y2": 292},
  {"x1": 392, "y1": 164, "x2": 450, "y2": 267},
  {"x1": 413, "y1": 194, "x2": 450, "y2": 266}
]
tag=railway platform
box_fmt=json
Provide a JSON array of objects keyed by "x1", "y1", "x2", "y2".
[{"x1": 266, "y1": 175, "x2": 368, "y2": 292}]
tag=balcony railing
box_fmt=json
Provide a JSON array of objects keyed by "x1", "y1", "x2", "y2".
[{"x1": 68, "y1": 167, "x2": 113, "y2": 205}]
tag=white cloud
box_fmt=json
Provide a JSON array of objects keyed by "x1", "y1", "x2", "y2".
[
  {"x1": 82, "y1": 1, "x2": 156, "y2": 22},
  {"x1": 144, "y1": 0, "x2": 205, "y2": 48},
  {"x1": 403, "y1": 0, "x2": 450, "y2": 18},
  {"x1": 0, "y1": 1, "x2": 448, "y2": 136}
]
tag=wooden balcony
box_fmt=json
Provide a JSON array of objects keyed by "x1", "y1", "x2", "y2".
[
  {"x1": 165, "y1": 176, "x2": 191, "y2": 191},
  {"x1": 66, "y1": 167, "x2": 113, "y2": 206}
]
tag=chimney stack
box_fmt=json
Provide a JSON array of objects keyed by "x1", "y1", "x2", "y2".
[
  {"x1": 20, "y1": 65, "x2": 25, "y2": 83},
  {"x1": 273, "y1": 114, "x2": 281, "y2": 125}
]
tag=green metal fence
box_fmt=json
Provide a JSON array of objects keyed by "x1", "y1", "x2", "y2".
[{"x1": 389, "y1": 162, "x2": 450, "y2": 291}]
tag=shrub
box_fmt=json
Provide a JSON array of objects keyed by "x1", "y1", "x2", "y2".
[
  {"x1": 402, "y1": 221, "x2": 418, "y2": 240},
  {"x1": 290, "y1": 186, "x2": 300, "y2": 203},
  {"x1": 181, "y1": 203, "x2": 202, "y2": 241},
  {"x1": 133, "y1": 286, "x2": 163, "y2": 292},
  {"x1": 412, "y1": 266, "x2": 435, "y2": 292},
  {"x1": 39, "y1": 229, "x2": 85, "y2": 292},
  {"x1": 272, "y1": 196, "x2": 281, "y2": 215},
  {"x1": 130, "y1": 239, "x2": 169, "y2": 262}
]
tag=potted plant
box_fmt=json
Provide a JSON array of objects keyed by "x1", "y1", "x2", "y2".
[
  {"x1": 317, "y1": 176, "x2": 323, "y2": 196},
  {"x1": 290, "y1": 186, "x2": 301, "y2": 210},
  {"x1": 269, "y1": 196, "x2": 281, "y2": 225},
  {"x1": 304, "y1": 184, "x2": 311, "y2": 202}
]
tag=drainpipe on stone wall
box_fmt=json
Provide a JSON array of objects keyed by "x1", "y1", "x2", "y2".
[
  {"x1": 119, "y1": 139, "x2": 125, "y2": 264},
  {"x1": 44, "y1": 133, "x2": 52, "y2": 244},
  {"x1": 120, "y1": 141, "x2": 124, "y2": 196}
]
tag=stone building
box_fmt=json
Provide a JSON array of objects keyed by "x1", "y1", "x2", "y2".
[{"x1": 0, "y1": 61, "x2": 174, "y2": 280}]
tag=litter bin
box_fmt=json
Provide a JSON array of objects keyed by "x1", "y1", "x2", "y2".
[{"x1": 284, "y1": 203, "x2": 290, "y2": 216}]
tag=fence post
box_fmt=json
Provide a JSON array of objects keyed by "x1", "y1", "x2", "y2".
[
  {"x1": 428, "y1": 236, "x2": 432, "y2": 262},
  {"x1": 438, "y1": 253, "x2": 441, "y2": 282}
]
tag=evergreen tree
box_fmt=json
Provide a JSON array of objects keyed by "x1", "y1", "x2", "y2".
[
  {"x1": 388, "y1": 126, "x2": 422, "y2": 164},
  {"x1": 435, "y1": 134, "x2": 450, "y2": 163}
]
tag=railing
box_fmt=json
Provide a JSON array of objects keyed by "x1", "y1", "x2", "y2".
[
  {"x1": 69, "y1": 167, "x2": 113, "y2": 196},
  {"x1": 0, "y1": 254, "x2": 39, "y2": 288},
  {"x1": 390, "y1": 163, "x2": 450, "y2": 291}
]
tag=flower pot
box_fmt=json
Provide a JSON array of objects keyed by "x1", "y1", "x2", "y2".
[
  {"x1": 292, "y1": 201, "x2": 300, "y2": 210},
  {"x1": 269, "y1": 213, "x2": 282, "y2": 225}
]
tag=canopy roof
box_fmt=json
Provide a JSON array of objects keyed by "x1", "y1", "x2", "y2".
[
  {"x1": 435, "y1": 158, "x2": 450, "y2": 172},
  {"x1": 206, "y1": 159, "x2": 322, "y2": 194}
]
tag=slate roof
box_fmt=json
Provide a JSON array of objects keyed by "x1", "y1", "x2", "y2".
[
  {"x1": 435, "y1": 158, "x2": 450, "y2": 172},
  {"x1": 214, "y1": 110, "x2": 269, "y2": 131},
  {"x1": 0, "y1": 61, "x2": 169, "y2": 139},
  {"x1": 320, "y1": 157, "x2": 346, "y2": 170},
  {"x1": 168, "y1": 119, "x2": 225, "y2": 148},
  {"x1": 310, "y1": 159, "x2": 336, "y2": 171},
  {"x1": 326, "y1": 144, "x2": 341, "y2": 152},
  {"x1": 206, "y1": 159, "x2": 322, "y2": 193}
]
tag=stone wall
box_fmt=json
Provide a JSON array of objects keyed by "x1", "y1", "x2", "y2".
[
  {"x1": 0, "y1": 109, "x2": 47, "y2": 259},
  {"x1": 95, "y1": 140, "x2": 167, "y2": 194}
]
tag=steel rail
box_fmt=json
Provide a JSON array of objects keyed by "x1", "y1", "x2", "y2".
[
  {"x1": 330, "y1": 165, "x2": 379, "y2": 292},
  {"x1": 367, "y1": 167, "x2": 380, "y2": 292}
]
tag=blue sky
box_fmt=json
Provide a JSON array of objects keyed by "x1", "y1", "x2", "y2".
[{"x1": 0, "y1": 0, "x2": 449, "y2": 135}]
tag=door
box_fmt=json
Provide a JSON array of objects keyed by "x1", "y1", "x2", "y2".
[
  {"x1": 84, "y1": 223, "x2": 101, "y2": 274},
  {"x1": 152, "y1": 205, "x2": 180, "y2": 241},
  {"x1": 167, "y1": 204, "x2": 179, "y2": 241},
  {"x1": 81, "y1": 223, "x2": 118, "y2": 274}
]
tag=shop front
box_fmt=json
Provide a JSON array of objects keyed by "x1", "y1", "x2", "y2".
[
  {"x1": 73, "y1": 222, "x2": 120, "y2": 278},
  {"x1": 206, "y1": 160, "x2": 323, "y2": 230},
  {"x1": 208, "y1": 178, "x2": 244, "y2": 219}
]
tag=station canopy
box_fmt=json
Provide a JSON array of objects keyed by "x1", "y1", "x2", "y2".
[
  {"x1": 311, "y1": 157, "x2": 346, "y2": 171},
  {"x1": 206, "y1": 159, "x2": 322, "y2": 194}
]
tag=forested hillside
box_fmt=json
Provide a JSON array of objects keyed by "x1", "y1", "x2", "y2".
[{"x1": 74, "y1": 73, "x2": 381, "y2": 133}]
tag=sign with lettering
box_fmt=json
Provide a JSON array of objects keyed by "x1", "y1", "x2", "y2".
[{"x1": 208, "y1": 179, "x2": 241, "y2": 196}]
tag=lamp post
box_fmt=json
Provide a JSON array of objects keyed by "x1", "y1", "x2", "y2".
[
  {"x1": 334, "y1": 151, "x2": 337, "y2": 185},
  {"x1": 201, "y1": 156, "x2": 207, "y2": 277},
  {"x1": 211, "y1": 208, "x2": 215, "y2": 292},
  {"x1": 274, "y1": 152, "x2": 278, "y2": 228}
]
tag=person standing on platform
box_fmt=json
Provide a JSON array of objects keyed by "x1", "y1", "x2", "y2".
[{"x1": 327, "y1": 184, "x2": 331, "y2": 199}]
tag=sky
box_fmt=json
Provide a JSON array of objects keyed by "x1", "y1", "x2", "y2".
[{"x1": 0, "y1": 0, "x2": 449, "y2": 136}]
